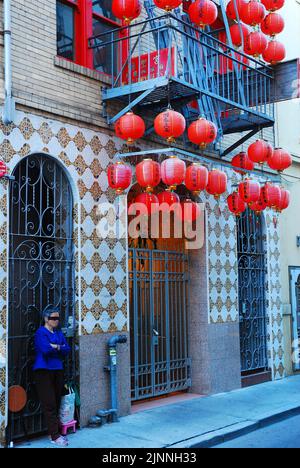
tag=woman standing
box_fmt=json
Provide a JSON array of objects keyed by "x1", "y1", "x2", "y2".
[{"x1": 33, "y1": 308, "x2": 71, "y2": 447}]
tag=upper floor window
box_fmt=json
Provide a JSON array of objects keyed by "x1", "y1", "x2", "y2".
[{"x1": 56, "y1": 0, "x2": 120, "y2": 74}]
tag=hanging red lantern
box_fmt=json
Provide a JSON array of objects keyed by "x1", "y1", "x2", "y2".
[
  {"x1": 230, "y1": 23, "x2": 250, "y2": 48},
  {"x1": 238, "y1": 178, "x2": 261, "y2": 205},
  {"x1": 249, "y1": 194, "x2": 268, "y2": 214},
  {"x1": 188, "y1": 0, "x2": 218, "y2": 28},
  {"x1": 240, "y1": 0, "x2": 266, "y2": 26},
  {"x1": 153, "y1": 0, "x2": 182, "y2": 11},
  {"x1": 261, "y1": 0, "x2": 285, "y2": 12},
  {"x1": 134, "y1": 192, "x2": 159, "y2": 215},
  {"x1": 261, "y1": 182, "x2": 281, "y2": 208},
  {"x1": 227, "y1": 192, "x2": 247, "y2": 217},
  {"x1": 154, "y1": 109, "x2": 186, "y2": 143},
  {"x1": 185, "y1": 163, "x2": 209, "y2": 195},
  {"x1": 248, "y1": 139, "x2": 273, "y2": 164},
  {"x1": 206, "y1": 169, "x2": 228, "y2": 200},
  {"x1": 226, "y1": 0, "x2": 247, "y2": 21},
  {"x1": 188, "y1": 117, "x2": 217, "y2": 149},
  {"x1": 112, "y1": 0, "x2": 142, "y2": 24},
  {"x1": 231, "y1": 151, "x2": 255, "y2": 175},
  {"x1": 244, "y1": 31, "x2": 268, "y2": 58},
  {"x1": 262, "y1": 40, "x2": 286, "y2": 65},
  {"x1": 115, "y1": 112, "x2": 145, "y2": 144},
  {"x1": 261, "y1": 12, "x2": 284, "y2": 37},
  {"x1": 136, "y1": 159, "x2": 161, "y2": 193},
  {"x1": 275, "y1": 187, "x2": 290, "y2": 212},
  {"x1": 179, "y1": 199, "x2": 201, "y2": 222},
  {"x1": 227, "y1": 52, "x2": 250, "y2": 71},
  {"x1": 267, "y1": 148, "x2": 292, "y2": 172},
  {"x1": 108, "y1": 161, "x2": 132, "y2": 194},
  {"x1": 0, "y1": 161, "x2": 7, "y2": 178},
  {"x1": 157, "y1": 190, "x2": 180, "y2": 212},
  {"x1": 161, "y1": 156, "x2": 186, "y2": 190}
]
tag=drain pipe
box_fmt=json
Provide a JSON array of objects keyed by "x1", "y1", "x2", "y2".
[
  {"x1": 89, "y1": 334, "x2": 127, "y2": 426},
  {"x1": 2, "y1": 0, "x2": 15, "y2": 124}
]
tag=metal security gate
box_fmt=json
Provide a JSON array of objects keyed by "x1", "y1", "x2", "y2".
[
  {"x1": 129, "y1": 248, "x2": 190, "y2": 401},
  {"x1": 8, "y1": 154, "x2": 75, "y2": 441},
  {"x1": 237, "y1": 209, "x2": 268, "y2": 374},
  {"x1": 290, "y1": 267, "x2": 300, "y2": 371}
]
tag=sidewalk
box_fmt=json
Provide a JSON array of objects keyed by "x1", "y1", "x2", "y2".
[{"x1": 17, "y1": 375, "x2": 300, "y2": 449}]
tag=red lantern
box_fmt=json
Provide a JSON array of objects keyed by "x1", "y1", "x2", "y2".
[
  {"x1": 262, "y1": 40, "x2": 286, "y2": 65},
  {"x1": 268, "y1": 148, "x2": 292, "y2": 172},
  {"x1": 240, "y1": 0, "x2": 266, "y2": 26},
  {"x1": 188, "y1": 117, "x2": 217, "y2": 149},
  {"x1": 112, "y1": 0, "x2": 142, "y2": 24},
  {"x1": 185, "y1": 163, "x2": 209, "y2": 194},
  {"x1": 188, "y1": 0, "x2": 218, "y2": 28},
  {"x1": 248, "y1": 139, "x2": 273, "y2": 164},
  {"x1": 226, "y1": 0, "x2": 247, "y2": 21},
  {"x1": 134, "y1": 192, "x2": 159, "y2": 215},
  {"x1": 161, "y1": 156, "x2": 186, "y2": 190},
  {"x1": 261, "y1": 0, "x2": 285, "y2": 12},
  {"x1": 153, "y1": 0, "x2": 182, "y2": 11},
  {"x1": 230, "y1": 23, "x2": 250, "y2": 48},
  {"x1": 136, "y1": 159, "x2": 161, "y2": 193},
  {"x1": 206, "y1": 169, "x2": 228, "y2": 200},
  {"x1": 244, "y1": 31, "x2": 268, "y2": 58},
  {"x1": 0, "y1": 161, "x2": 7, "y2": 178},
  {"x1": 180, "y1": 199, "x2": 201, "y2": 222},
  {"x1": 231, "y1": 151, "x2": 255, "y2": 175},
  {"x1": 227, "y1": 52, "x2": 250, "y2": 71},
  {"x1": 261, "y1": 182, "x2": 281, "y2": 208},
  {"x1": 227, "y1": 192, "x2": 247, "y2": 217},
  {"x1": 115, "y1": 112, "x2": 145, "y2": 144},
  {"x1": 238, "y1": 178, "x2": 261, "y2": 205},
  {"x1": 157, "y1": 190, "x2": 180, "y2": 212},
  {"x1": 275, "y1": 187, "x2": 290, "y2": 212},
  {"x1": 261, "y1": 13, "x2": 284, "y2": 37},
  {"x1": 108, "y1": 161, "x2": 132, "y2": 194},
  {"x1": 249, "y1": 194, "x2": 268, "y2": 214},
  {"x1": 154, "y1": 110, "x2": 186, "y2": 143}
]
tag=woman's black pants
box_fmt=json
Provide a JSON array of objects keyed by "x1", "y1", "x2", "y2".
[{"x1": 34, "y1": 369, "x2": 64, "y2": 441}]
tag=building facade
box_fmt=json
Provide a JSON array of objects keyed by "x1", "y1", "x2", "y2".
[{"x1": 0, "y1": 0, "x2": 294, "y2": 445}]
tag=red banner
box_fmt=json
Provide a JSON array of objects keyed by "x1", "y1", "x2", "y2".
[{"x1": 122, "y1": 48, "x2": 175, "y2": 85}]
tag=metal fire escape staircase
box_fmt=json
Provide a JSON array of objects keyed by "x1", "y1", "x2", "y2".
[{"x1": 90, "y1": 0, "x2": 275, "y2": 156}]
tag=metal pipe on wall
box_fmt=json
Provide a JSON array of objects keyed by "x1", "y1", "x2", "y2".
[{"x1": 3, "y1": 0, "x2": 14, "y2": 124}]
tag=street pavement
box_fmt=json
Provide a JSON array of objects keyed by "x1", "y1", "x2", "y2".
[
  {"x1": 213, "y1": 413, "x2": 300, "y2": 448},
  {"x1": 16, "y1": 375, "x2": 300, "y2": 449}
]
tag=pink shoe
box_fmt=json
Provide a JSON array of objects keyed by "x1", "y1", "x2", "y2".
[{"x1": 51, "y1": 436, "x2": 68, "y2": 447}]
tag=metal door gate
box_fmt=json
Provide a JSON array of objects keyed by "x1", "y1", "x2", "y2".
[
  {"x1": 8, "y1": 154, "x2": 75, "y2": 440},
  {"x1": 129, "y1": 248, "x2": 191, "y2": 401},
  {"x1": 237, "y1": 209, "x2": 268, "y2": 374}
]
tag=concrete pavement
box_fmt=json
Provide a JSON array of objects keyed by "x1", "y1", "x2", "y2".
[{"x1": 17, "y1": 375, "x2": 300, "y2": 448}]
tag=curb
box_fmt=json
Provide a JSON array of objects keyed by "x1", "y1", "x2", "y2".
[{"x1": 167, "y1": 404, "x2": 300, "y2": 448}]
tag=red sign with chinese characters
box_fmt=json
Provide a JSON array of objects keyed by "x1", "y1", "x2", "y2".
[{"x1": 122, "y1": 48, "x2": 175, "y2": 85}]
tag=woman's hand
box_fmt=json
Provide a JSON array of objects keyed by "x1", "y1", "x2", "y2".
[{"x1": 50, "y1": 343, "x2": 61, "y2": 351}]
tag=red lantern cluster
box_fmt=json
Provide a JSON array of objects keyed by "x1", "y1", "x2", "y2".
[
  {"x1": 244, "y1": 31, "x2": 268, "y2": 58},
  {"x1": 276, "y1": 187, "x2": 290, "y2": 212},
  {"x1": 230, "y1": 23, "x2": 250, "y2": 48},
  {"x1": 115, "y1": 112, "x2": 145, "y2": 145},
  {"x1": 179, "y1": 199, "x2": 201, "y2": 222},
  {"x1": 248, "y1": 139, "x2": 273, "y2": 164},
  {"x1": 136, "y1": 159, "x2": 161, "y2": 193},
  {"x1": 135, "y1": 192, "x2": 159, "y2": 215},
  {"x1": 188, "y1": 117, "x2": 218, "y2": 149},
  {"x1": 249, "y1": 193, "x2": 268, "y2": 214},
  {"x1": 226, "y1": 0, "x2": 248, "y2": 21},
  {"x1": 188, "y1": 0, "x2": 218, "y2": 29},
  {"x1": 154, "y1": 109, "x2": 186, "y2": 143},
  {"x1": 154, "y1": 0, "x2": 182, "y2": 11},
  {"x1": 261, "y1": 0, "x2": 285, "y2": 12},
  {"x1": 112, "y1": 0, "x2": 142, "y2": 24},
  {"x1": 238, "y1": 178, "x2": 261, "y2": 205},
  {"x1": 157, "y1": 190, "x2": 180, "y2": 212},
  {"x1": 161, "y1": 155, "x2": 186, "y2": 190},
  {"x1": 261, "y1": 182, "x2": 281, "y2": 208},
  {"x1": 185, "y1": 163, "x2": 209, "y2": 195}
]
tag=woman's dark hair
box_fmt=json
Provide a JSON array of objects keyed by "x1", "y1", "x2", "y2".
[{"x1": 42, "y1": 308, "x2": 60, "y2": 324}]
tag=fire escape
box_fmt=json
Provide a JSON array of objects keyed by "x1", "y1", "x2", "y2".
[{"x1": 89, "y1": 1, "x2": 275, "y2": 158}]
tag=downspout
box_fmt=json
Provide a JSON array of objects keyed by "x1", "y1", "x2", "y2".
[{"x1": 2, "y1": 0, "x2": 14, "y2": 124}]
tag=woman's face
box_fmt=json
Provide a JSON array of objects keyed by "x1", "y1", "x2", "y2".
[{"x1": 46, "y1": 312, "x2": 60, "y2": 329}]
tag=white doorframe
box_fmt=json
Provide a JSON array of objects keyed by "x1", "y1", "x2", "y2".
[{"x1": 289, "y1": 266, "x2": 300, "y2": 371}]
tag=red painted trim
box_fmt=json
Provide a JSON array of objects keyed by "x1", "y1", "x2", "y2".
[{"x1": 76, "y1": 0, "x2": 93, "y2": 68}]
